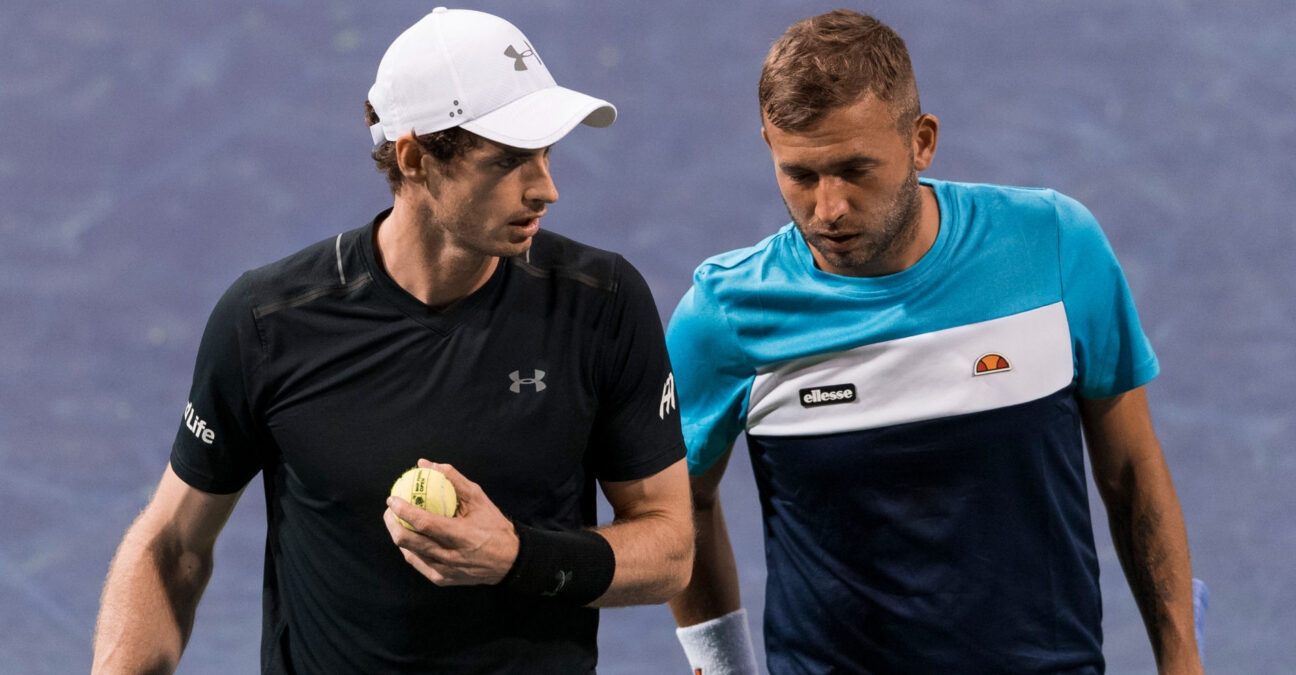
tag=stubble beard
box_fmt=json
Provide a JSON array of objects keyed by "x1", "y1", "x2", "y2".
[
  {"x1": 415, "y1": 198, "x2": 528, "y2": 260},
  {"x1": 791, "y1": 168, "x2": 923, "y2": 276}
]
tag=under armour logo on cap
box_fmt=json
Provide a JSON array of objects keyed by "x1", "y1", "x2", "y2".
[{"x1": 504, "y1": 43, "x2": 539, "y2": 71}]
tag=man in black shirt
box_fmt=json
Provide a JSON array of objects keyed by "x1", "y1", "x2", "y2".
[{"x1": 93, "y1": 8, "x2": 692, "y2": 673}]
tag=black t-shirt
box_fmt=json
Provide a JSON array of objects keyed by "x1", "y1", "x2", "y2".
[{"x1": 170, "y1": 212, "x2": 685, "y2": 673}]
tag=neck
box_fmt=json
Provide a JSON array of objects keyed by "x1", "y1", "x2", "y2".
[
  {"x1": 375, "y1": 200, "x2": 498, "y2": 309},
  {"x1": 909, "y1": 183, "x2": 941, "y2": 265}
]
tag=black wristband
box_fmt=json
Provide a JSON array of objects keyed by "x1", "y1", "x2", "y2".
[{"x1": 500, "y1": 523, "x2": 616, "y2": 605}]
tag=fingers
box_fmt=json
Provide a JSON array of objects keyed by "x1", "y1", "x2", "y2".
[
  {"x1": 384, "y1": 513, "x2": 508, "y2": 586},
  {"x1": 384, "y1": 462, "x2": 519, "y2": 587},
  {"x1": 418, "y1": 460, "x2": 482, "y2": 516},
  {"x1": 386, "y1": 495, "x2": 458, "y2": 546},
  {"x1": 383, "y1": 505, "x2": 469, "y2": 585},
  {"x1": 383, "y1": 517, "x2": 447, "y2": 584}
]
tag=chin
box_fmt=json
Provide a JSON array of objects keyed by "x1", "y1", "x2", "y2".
[{"x1": 498, "y1": 239, "x2": 534, "y2": 258}]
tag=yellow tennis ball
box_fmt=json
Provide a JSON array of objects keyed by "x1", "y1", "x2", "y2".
[{"x1": 390, "y1": 467, "x2": 457, "y2": 529}]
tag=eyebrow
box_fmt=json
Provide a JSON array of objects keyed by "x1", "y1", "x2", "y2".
[
  {"x1": 484, "y1": 143, "x2": 549, "y2": 161},
  {"x1": 779, "y1": 155, "x2": 882, "y2": 175}
]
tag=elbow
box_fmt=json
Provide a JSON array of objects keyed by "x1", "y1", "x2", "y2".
[
  {"x1": 149, "y1": 529, "x2": 215, "y2": 588},
  {"x1": 142, "y1": 528, "x2": 217, "y2": 628},
  {"x1": 664, "y1": 539, "x2": 695, "y2": 601},
  {"x1": 690, "y1": 482, "x2": 720, "y2": 512},
  {"x1": 650, "y1": 560, "x2": 693, "y2": 605},
  {"x1": 661, "y1": 515, "x2": 696, "y2": 601}
]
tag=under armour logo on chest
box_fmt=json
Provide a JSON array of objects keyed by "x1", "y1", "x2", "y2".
[{"x1": 509, "y1": 369, "x2": 546, "y2": 393}]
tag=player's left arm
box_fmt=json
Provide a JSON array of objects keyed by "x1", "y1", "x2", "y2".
[
  {"x1": 384, "y1": 457, "x2": 693, "y2": 607},
  {"x1": 590, "y1": 457, "x2": 693, "y2": 607},
  {"x1": 1080, "y1": 386, "x2": 1202, "y2": 674}
]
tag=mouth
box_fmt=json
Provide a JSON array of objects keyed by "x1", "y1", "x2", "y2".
[
  {"x1": 817, "y1": 232, "x2": 859, "y2": 252},
  {"x1": 508, "y1": 215, "x2": 543, "y2": 236}
]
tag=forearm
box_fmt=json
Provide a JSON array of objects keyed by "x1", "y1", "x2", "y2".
[
  {"x1": 590, "y1": 508, "x2": 693, "y2": 607},
  {"x1": 1102, "y1": 458, "x2": 1200, "y2": 673},
  {"x1": 1081, "y1": 388, "x2": 1201, "y2": 673},
  {"x1": 670, "y1": 496, "x2": 742, "y2": 625},
  {"x1": 581, "y1": 459, "x2": 693, "y2": 608},
  {"x1": 93, "y1": 527, "x2": 213, "y2": 674},
  {"x1": 668, "y1": 488, "x2": 760, "y2": 675}
]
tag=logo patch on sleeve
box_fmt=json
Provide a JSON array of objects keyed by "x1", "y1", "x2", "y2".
[{"x1": 799, "y1": 383, "x2": 857, "y2": 408}]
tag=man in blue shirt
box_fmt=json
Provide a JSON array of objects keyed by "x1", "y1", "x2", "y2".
[{"x1": 668, "y1": 9, "x2": 1201, "y2": 674}]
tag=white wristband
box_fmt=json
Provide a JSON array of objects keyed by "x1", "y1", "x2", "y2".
[{"x1": 675, "y1": 607, "x2": 759, "y2": 674}]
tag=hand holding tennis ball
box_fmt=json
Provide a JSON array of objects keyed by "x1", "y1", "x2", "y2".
[
  {"x1": 390, "y1": 466, "x2": 458, "y2": 529},
  {"x1": 385, "y1": 461, "x2": 523, "y2": 587}
]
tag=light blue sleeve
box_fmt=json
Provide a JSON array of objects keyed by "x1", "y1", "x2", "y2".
[
  {"x1": 1055, "y1": 193, "x2": 1160, "y2": 398},
  {"x1": 665, "y1": 273, "x2": 754, "y2": 476}
]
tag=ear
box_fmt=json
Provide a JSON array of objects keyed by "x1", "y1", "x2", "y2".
[
  {"x1": 760, "y1": 124, "x2": 771, "y2": 149},
  {"x1": 394, "y1": 133, "x2": 429, "y2": 183},
  {"x1": 911, "y1": 113, "x2": 939, "y2": 172}
]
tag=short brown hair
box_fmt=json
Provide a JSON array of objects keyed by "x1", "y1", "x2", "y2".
[
  {"x1": 364, "y1": 101, "x2": 480, "y2": 194},
  {"x1": 758, "y1": 10, "x2": 921, "y2": 133}
]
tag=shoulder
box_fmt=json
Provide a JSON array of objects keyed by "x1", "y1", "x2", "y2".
[
  {"x1": 239, "y1": 232, "x2": 356, "y2": 297},
  {"x1": 687, "y1": 225, "x2": 799, "y2": 298},
  {"x1": 667, "y1": 226, "x2": 798, "y2": 354},
  {"x1": 931, "y1": 178, "x2": 1095, "y2": 226},
  {"x1": 931, "y1": 179, "x2": 1108, "y2": 264},
  {"x1": 192, "y1": 231, "x2": 358, "y2": 372},
  {"x1": 511, "y1": 229, "x2": 638, "y2": 295},
  {"x1": 219, "y1": 228, "x2": 367, "y2": 320}
]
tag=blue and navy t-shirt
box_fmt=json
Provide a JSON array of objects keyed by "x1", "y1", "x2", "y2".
[{"x1": 667, "y1": 179, "x2": 1158, "y2": 673}]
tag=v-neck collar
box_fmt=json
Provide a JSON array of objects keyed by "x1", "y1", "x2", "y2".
[{"x1": 358, "y1": 209, "x2": 508, "y2": 334}]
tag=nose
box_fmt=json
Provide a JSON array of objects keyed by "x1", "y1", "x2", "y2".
[
  {"x1": 523, "y1": 154, "x2": 559, "y2": 206},
  {"x1": 813, "y1": 177, "x2": 849, "y2": 226}
]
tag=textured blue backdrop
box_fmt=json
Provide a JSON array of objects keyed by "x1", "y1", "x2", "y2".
[{"x1": 2, "y1": 1, "x2": 1293, "y2": 672}]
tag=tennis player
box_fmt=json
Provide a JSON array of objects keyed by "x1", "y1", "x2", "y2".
[
  {"x1": 667, "y1": 9, "x2": 1202, "y2": 674},
  {"x1": 93, "y1": 8, "x2": 691, "y2": 673}
]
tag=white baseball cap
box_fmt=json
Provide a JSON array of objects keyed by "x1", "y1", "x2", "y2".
[{"x1": 368, "y1": 7, "x2": 617, "y2": 149}]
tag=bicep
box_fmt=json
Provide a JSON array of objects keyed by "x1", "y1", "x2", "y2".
[
  {"x1": 688, "y1": 445, "x2": 733, "y2": 511},
  {"x1": 131, "y1": 463, "x2": 244, "y2": 553},
  {"x1": 599, "y1": 458, "x2": 691, "y2": 523},
  {"x1": 1079, "y1": 386, "x2": 1164, "y2": 499}
]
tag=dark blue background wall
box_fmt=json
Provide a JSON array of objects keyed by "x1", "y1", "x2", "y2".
[{"x1": 2, "y1": 1, "x2": 1292, "y2": 672}]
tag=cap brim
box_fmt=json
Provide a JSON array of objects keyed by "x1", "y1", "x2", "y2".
[{"x1": 460, "y1": 86, "x2": 616, "y2": 149}]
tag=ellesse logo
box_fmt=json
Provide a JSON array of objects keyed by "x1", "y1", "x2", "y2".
[
  {"x1": 973, "y1": 353, "x2": 1012, "y2": 376},
  {"x1": 799, "y1": 383, "x2": 857, "y2": 408}
]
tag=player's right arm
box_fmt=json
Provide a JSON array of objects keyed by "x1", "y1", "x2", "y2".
[
  {"x1": 669, "y1": 447, "x2": 741, "y2": 625},
  {"x1": 664, "y1": 281, "x2": 747, "y2": 624},
  {"x1": 93, "y1": 463, "x2": 243, "y2": 675},
  {"x1": 665, "y1": 276, "x2": 761, "y2": 672},
  {"x1": 668, "y1": 448, "x2": 760, "y2": 674}
]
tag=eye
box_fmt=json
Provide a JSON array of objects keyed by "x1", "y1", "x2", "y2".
[
  {"x1": 784, "y1": 170, "x2": 817, "y2": 186},
  {"x1": 496, "y1": 155, "x2": 526, "y2": 170}
]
